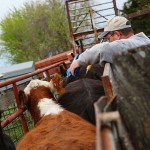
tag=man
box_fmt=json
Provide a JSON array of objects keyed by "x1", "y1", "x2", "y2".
[{"x1": 70, "y1": 16, "x2": 150, "y2": 76}]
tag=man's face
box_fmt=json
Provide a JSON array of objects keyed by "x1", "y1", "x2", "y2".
[{"x1": 105, "y1": 31, "x2": 121, "y2": 42}]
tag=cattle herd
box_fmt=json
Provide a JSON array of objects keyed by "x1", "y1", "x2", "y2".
[{"x1": 1, "y1": 64, "x2": 104, "y2": 150}]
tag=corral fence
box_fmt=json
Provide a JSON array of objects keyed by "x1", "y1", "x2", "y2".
[
  {"x1": 0, "y1": 61, "x2": 67, "y2": 145},
  {"x1": 0, "y1": 60, "x2": 134, "y2": 150}
]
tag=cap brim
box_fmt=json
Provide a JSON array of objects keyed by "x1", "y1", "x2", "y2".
[{"x1": 98, "y1": 31, "x2": 109, "y2": 39}]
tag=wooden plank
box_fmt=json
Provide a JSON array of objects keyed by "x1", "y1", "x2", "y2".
[{"x1": 112, "y1": 44, "x2": 150, "y2": 150}]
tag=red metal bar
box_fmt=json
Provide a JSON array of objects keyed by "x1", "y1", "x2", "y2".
[
  {"x1": 1, "y1": 108, "x2": 26, "y2": 128},
  {"x1": 112, "y1": 0, "x2": 118, "y2": 16},
  {"x1": 65, "y1": 0, "x2": 76, "y2": 54},
  {"x1": 62, "y1": 62, "x2": 68, "y2": 69},
  {"x1": 13, "y1": 83, "x2": 29, "y2": 133},
  {"x1": 0, "y1": 61, "x2": 64, "y2": 88},
  {"x1": 45, "y1": 70, "x2": 51, "y2": 82},
  {"x1": 13, "y1": 83, "x2": 21, "y2": 108},
  {"x1": 126, "y1": 8, "x2": 150, "y2": 19}
]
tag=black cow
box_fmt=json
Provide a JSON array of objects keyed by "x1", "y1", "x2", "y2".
[
  {"x1": 62, "y1": 63, "x2": 104, "y2": 87},
  {"x1": 58, "y1": 78, "x2": 105, "y2": 125}
]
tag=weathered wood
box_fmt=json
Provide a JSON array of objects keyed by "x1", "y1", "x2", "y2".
[{"x1": 112, "y1": 44, "x2": 150, "y2": 150}]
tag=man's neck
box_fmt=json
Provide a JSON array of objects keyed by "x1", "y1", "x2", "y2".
[{"x1": 122, "y1": 33, "x2": 134, "y2": 39}]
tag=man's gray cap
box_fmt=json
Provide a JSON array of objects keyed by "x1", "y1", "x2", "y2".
[{"x1": 99, "y1": 16, "x2": 131, "y2": 39}]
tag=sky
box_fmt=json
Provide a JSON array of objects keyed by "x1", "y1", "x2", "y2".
[{"x1": 0, "y1": 0, "x2": 127, "y2": 68}]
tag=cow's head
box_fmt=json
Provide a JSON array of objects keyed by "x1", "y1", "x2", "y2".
[
  {"x1": 19, "y1": 79, "x2": 57, "y2": 124},
  {"x1": 50, "y1": 73, "x2": 65, "y2": 100},
  {"x1": 19, "y1": 79, "x2": 54, "y2": 107}
]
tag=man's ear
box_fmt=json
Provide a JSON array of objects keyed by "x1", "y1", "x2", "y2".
[
  {"x1": 18, "y1": 90, "x2": 28, "y2": 109},
  {"x1": 115, "y1": 31, "x2": 122, "y2": 37}
]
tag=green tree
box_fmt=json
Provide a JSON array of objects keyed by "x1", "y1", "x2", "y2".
[
  {"x1": 122, "y1": 0, "x2": 150, "y2": 36},
  {"x1": 0, "y1": 0, "x2": 71, "y2": 64}
]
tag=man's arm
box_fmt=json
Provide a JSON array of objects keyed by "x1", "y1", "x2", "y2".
[
  {"x1": 70, "y1": 59, "x2": 80, "y2": 76},
  {"x1": 70, "y1": 43, "x2": 104, "y2": 75}
]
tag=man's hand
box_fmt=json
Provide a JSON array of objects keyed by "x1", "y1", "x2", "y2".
[{"x1": 70, "y1": 59, "x2": 80, "y2": 76}]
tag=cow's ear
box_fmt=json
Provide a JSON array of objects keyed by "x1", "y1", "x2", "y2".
[{"x1": 19, "y1": 90, "x2": 28, "y2": 108}]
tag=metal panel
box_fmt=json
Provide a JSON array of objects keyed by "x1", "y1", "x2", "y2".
[{"x1": 66, "y1": 0, "x2": 118, "y2": 53}]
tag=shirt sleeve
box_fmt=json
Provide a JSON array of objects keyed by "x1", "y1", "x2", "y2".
[
  {"x1": 77, "y1": 42, "x2": 113, "y2": 67},
  {"x1": 77, "y1": 33, "x2": 150, "y2": 67}
]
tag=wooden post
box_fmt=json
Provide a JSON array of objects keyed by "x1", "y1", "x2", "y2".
[{"x1": 112, "y1": 44, "x2": 150, "y2": 150}]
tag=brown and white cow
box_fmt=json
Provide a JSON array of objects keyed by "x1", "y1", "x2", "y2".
[{"x1": 17, "y1": 79, "x2": 96, "y2": 150}]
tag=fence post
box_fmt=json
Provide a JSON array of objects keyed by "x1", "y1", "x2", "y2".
[{"x1": 13, "y1": 83, "x2": 29, "y2": 134}]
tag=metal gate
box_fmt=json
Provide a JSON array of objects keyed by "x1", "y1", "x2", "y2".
[{"x1": 65, "y1": 0, "x2": 118, "y2": 54}]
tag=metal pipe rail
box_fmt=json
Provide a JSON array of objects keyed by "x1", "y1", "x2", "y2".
[
  {"x1": 78, "y1": 36, "x2": 95, "y2": 40},
  {"x1": 68, "y1": 0, "x2": 92, "y2": 4},
  {"x1": 70, "y1": 6, "x2": 114, "y2": 18},
  {"x1": 71, "y1": 15, "x2": 110, "y2": 24},
  {"x1": 94, "y1": 7, "x2": 115, "y2": 13},
  {"x1": 73, "y1": 20, "x2": 106, "y2": 30},
  {"x1": 70, "y1": 12, "x2": 89, "y2": 18},
  {"x1": 0, "y1": 61, "x2": 65, "y2": 133},
  {"x1": 73, "y1": 28, "x2": 103, "y2": 36},
  {"x1": 0, "y1": 61, "x2": 64, "y2": 88},
  {"x1": 1, "y1": 108, "x2": 26, "y2": 128},
  {"x1": 95, "y1": 13, "x2": 114, "y2": 19},
  {"x1": 73, "y1": 23, "x2": 92, "y2": 29},
  {"x1": 69, "y1": 1, "x2": 113, "y2": 11},
  {"x1": 95, "y1": 21, "x2": 107, "y2": 25},
  {"x1": 71, "y1": 17, "x2": 95, "y2": 23}
]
